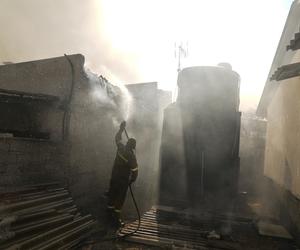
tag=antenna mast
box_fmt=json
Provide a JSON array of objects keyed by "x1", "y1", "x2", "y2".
[{"x1": 175, "y1": 42, "x2": 188, "y2": 72}]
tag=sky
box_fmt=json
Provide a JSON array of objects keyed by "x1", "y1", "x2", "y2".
[{"x1": 0, "y1": 0, "x2": 294, "y2": 111}]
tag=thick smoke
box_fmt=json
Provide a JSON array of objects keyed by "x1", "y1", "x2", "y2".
[
  {"x1": 0, "y1": 0, "x2": 293, "y2": 112},
  {"x1": 0, "y1": 0, "x2": 141, "y2": 84}
]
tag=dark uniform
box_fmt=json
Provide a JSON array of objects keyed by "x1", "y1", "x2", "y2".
[{"x1": 107, "y1": 127, "x2": 138, "y2": 222}]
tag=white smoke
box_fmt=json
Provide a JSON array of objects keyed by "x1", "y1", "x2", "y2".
[{"x1": 85, "y1": 68, "x2": 132, "y2": 126}]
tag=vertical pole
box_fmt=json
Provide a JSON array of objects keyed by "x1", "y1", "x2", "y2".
[
  {"x1": 201, "y1": 151, "x2": 205, "y2": 198},
  {"x1": 177, "y1": 45, "x2": 181, "y2": 72}
]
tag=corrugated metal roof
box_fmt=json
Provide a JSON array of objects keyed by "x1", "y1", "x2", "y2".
[{"x1": 0, "y1": 183, "x2": 95, "y2": 249}]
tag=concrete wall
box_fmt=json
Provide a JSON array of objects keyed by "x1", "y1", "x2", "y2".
[
  {"x1": 0, "y1": 55, "x2": 82, "y2": 189},
  {"x1": 258, "y1": 1, "x2": 300, "y2": 240},
  {"x1": 262, "y1": 0, "x2": 300, "y2": 200},
  {"x1": 124, "y1": 82, "x2": 172, "y2": 215},
  {"x1": 0, "y1": 54, "x2": 120, "y2": 219},
  {"x1": 258, "y1": 0, "x2": 300, "y2": 116},
  {"x1": 68, "y1": 99, "x2": 118, "y2": 216},
  {"x1": 0, "y1": 55, "x2": 172, "y2": 221},
  {"x1": 265, "y1": 76, "x2": 300, "y2": 198},
  {"x1": 0, "y1": 54, "x2": 85, "y2": 100},
  {"x1": 0, "y1": 138, "x2": 66, "y2": 189},
  {"x1": 159, "y1": 104, "x2": 187, "y2": 206}
]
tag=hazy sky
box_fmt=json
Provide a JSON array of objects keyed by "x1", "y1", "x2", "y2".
[{"x1": 0, "y1": 0, "x2": 294, "y2": 110}]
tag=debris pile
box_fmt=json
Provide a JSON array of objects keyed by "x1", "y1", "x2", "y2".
[{"x1": 0, "y1": 184, "x2": 95, "y2": 249}]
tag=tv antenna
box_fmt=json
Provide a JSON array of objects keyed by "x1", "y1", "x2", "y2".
[{"x1": 175, "y1": 42, "x2": 188, "y2": 72}]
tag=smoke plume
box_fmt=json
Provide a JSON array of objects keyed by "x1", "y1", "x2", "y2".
[
  {"x1": 0, "y1": 0, "x2": 141, "y2": 84},
  {"x1": 85, "y1": 68, "x2": 133, "y2": 126}
]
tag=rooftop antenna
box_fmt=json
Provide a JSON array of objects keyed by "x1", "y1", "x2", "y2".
[{"x1": 175, "y1": 42, "x2": 188, "y2": 72}]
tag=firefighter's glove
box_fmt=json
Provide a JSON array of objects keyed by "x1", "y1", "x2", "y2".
[{"x1": 120, "y1": 121, "x2": 126, "y2": 131}]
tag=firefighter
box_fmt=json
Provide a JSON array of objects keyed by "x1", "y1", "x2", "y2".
[{"x1": 107, "y1": 121, "x2": 138, "y2": 228}]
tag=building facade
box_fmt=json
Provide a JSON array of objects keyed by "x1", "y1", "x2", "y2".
[{"x1": 257, "y1": 0, "x2": 300, "y2": 240}]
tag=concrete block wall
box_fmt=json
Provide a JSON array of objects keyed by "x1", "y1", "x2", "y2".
[
  {"x1": 0, "y1": 138, "x2": 66, "y2": 190},
  {"x1": 0, "y1": 53, "x2": 125, "y2": 219},
  {"x1": 0, "y1": 54, "x2": 83, "y2": 192},
  {"x1": 67, "y1": 106, "x2": 118, "y2": 217},
  {"x1": 124, "y1": 83, "x2": 172, "y2": 216}
]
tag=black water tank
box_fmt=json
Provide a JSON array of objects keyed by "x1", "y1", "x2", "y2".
[{"x1": 159, "y1": 65, "x2": 241, "y2": 207}]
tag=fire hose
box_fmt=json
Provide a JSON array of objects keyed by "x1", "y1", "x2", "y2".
[
  {"x1": 77, "y1": 128, "x2": 141, "y2": 247},
  {"x1": 119, "y1": 128, "x2": 142, "y2": 238}
]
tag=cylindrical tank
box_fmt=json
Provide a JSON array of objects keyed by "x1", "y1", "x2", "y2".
[
  {"x1": 177, "y1": 66, "x2": 240, "y2": 112},
  {"x1": 159, "y1": 65, "x2": 241, "y2": 208}
]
